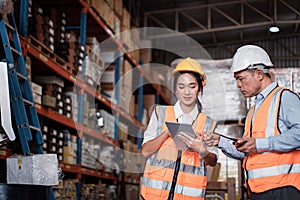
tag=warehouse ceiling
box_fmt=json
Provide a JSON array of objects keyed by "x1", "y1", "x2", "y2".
[{"x1": 140, "y1": 0, "x2": 300, "y2": 47}]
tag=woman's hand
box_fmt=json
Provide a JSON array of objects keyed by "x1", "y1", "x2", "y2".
[{"x1": 178, "y1": 132, "x2": 208, "y2": 158}]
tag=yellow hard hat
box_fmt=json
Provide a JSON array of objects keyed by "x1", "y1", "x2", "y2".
[{"x1": 172, "y1": 57, "x2": 206, "y2": 86}]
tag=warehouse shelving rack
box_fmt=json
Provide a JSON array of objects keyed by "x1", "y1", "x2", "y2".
[
  {"x1": 0, "y1": 9, "x2": 58, "y2": 199},
  {"x1": 7, "y1": 0, "x2": 170, "y2": 199},
  {"x1": 0, "y1": 11, "x2": 44, "y2": 154},
  {"x1": 21, "y1": 26, "x2": 139, "y2": 198}
]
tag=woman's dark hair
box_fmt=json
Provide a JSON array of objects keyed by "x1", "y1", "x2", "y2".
[{"x1": 173, "y1": 71, "x2": 203, "y2": 112}]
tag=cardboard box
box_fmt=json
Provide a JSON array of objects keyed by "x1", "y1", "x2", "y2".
[
  {"x1": 42, "y1": 95, "x2": 57, "y2": 108},
  {"x1": 33, "y1": 92, "x2": 42, "y2": 104},
  {"x1": 122, "y1": 8, "x2": 130, "y2": 30},
  {"x1": 31, "y1": 82, "x2": 43, "y2": 95},
  {"x1": 35, "y1": 76, "x2": 64, "y2": 87},
  {"x1": 7, "y1": 154, "x2": 59, "y2": 185},
  {"x1": 101, "y1": 70, "x2": 115, "y2": 83},
  {"x1": 114, "y1": 0, "x2": 123, "y2": 17},
  {"x1": 106, "y1": 0, "x2": 114, "y2": 8}
]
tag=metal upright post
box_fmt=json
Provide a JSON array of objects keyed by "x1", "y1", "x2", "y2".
[
  {"x1": 137, "y1": 66, "x2": 144, "y2": 148},
  {"x1": 77, "y1": 6, "x2": 87, "y2": 164},
  {"x1": 19, "y1": 0, "x2": 28, "y2": 37},
  {"x1": 114, "y1": 50, "x2": 121, "y2": 140},
  {"x1": 76, "y1": 7, "x2": 87, "y2": 200}
]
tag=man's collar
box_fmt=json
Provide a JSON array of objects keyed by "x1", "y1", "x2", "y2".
[{"x1": 256, "y1": 82, "x2": 278, "y2": 100}]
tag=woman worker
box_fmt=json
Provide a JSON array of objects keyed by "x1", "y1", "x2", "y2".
[{"x1": 140, "y1": 57, "x2": 218, "y2": 200}]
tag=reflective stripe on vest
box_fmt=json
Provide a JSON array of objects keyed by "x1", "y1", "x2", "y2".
[
  {"x1": 156, "y1": 106, "x2": 167, "y2": 135},
  {"x1": 244, "y1": 87, "x2": 282, "y2": 139},
  {"x1": 141, "y1": 106, "x2": 214, "y2": 199},
  {"x1": 146, "y1": 156, "x2": 205, "y2": 175},
  {"x1": 248, "y1": 163, "x2": 300, "y2": 179},
  {"x1": 265, "y1": 87, "x2": 282, "y2": 137},
  {"x1": 142, "y1": 177, "x2": 206, "y2": 198},
  {"x1": 243, "y1": 87, "x2": 300, "y2": 193}
]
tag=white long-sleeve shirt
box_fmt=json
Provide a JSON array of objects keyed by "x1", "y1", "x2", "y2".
[{"x1": 143, "y1": 101, "x2": 218, "y2": 156}]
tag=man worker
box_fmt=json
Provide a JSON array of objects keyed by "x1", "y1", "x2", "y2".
[{"x1": 204, "y1": 45, "x2": 300, "y2": 200}]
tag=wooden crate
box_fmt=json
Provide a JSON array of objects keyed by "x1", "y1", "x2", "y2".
[{"x1": 114, "y1": 0, "x2": 123, "y2": 17}]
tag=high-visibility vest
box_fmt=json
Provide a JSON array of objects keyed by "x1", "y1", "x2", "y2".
[
  {"x1": 243, "y1": 86, "x2": 300, "y2": 193},
  {"x1": 141, "y1": 106, "x2": 216, "y2": 200}
]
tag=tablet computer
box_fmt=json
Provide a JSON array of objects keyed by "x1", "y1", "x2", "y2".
[{"x1": 165, "y1": 121, "x2": 196, "y2": 151}]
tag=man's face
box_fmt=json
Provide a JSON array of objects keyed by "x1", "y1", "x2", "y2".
[{"x1": 234, "y1": 69, "x2": 261, "y2": 98}]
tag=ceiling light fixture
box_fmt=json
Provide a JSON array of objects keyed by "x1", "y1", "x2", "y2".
[{"x1": 269, "y1": 25, "x2": 280, "y2": 33}]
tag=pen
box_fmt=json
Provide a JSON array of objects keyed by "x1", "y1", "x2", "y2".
[{"x1": 213, "y1": 132, "x2": 239, "y2": 142}]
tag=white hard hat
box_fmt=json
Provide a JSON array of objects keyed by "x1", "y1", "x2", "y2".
[{"x1": 231, "y1": 45, "x2": 273, "y2": 73}]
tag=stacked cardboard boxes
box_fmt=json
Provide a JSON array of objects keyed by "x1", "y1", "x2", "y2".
[
  {"x1": 99, "y1": 109, "x2": 116, "y2": 139},
  {"x1": 28, "y1": 6, "x2": 55, "y2": 51},
  {"x1": 101, "y1": 62, "x2": 117, "y2": 103},
  {"x1": 53, "y1": 179, "x2": 77, "y2": 200},
  {"x1": 49, "y1": 9, "x2": 67, "y2": 51},
  {"x1": 26, "y1": 56, "x2": 32, "y2": 83},
  {"x1": 271, "y1": 68, "x2": 300, "y2": 93},
  {"x1": 62, "y1": 95, "x2": 73, "y2": 119},
  {"x1": 123, "y1": 140, "x2": 146, "y2": 179},
  {"x1": 31, "y1": 82, "x2": 42, "y2": 105},
  {"x1": 82, "y1": 93, "x2": 90, "y2": 126},
  {"x1": 62, "y1": 130, "x2": 77, "y2": 165},
  {"x1": 81, "y1": 137, "x2": 102, "y2": 170},
  {"x1": 100, "y1": 145, "x2": 115, "y2": 173},
  {"x1": 35, "y1": 75, "x2": 64, "y2": 113},
  {"x1": 89, "y1": 0, "x2": 125, "y2": 34},
  {"x1": 113, "y1": 0, "x2": 123, "y2": 18},
  {"x1": 81, "y1": 183, "x2": 106, "y2": 200},
  {"x1": 41, "y1": 124, "x2": 64, "y2": 162},
  {"x1": 63, "y1": 90, "x2": 78, "y2": 122},
  {"x1": 90, "y1": 0, "x2": 114, "y2": 30},
  {"x1": 121, "y1": 7, "x2": 131, "y2": 32},
  {"x1": 118, "y1": 122, "x2": 129, "y2": 142},
  {"x1": 85, "y1": 37, "x2": 104, "y2": 89},
  {"x1": 56, "y1": 32, "x2": 84, "y2": 76}
]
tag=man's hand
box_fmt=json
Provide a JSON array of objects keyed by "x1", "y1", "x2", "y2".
[
  {"x1": 236, "y1": 137, "x2": 257, "y2": 155},
  {"x1": 203, "y1": 132, "x2": 220, "y2": 147}
]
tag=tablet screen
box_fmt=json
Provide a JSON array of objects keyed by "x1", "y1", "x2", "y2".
[{"x1": 165, "y1": 121, "x2": 196, "y2": 151}]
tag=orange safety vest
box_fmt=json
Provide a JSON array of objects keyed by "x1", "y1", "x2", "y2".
[
  {"x1": 141, "y1": 106, "x2": 216, "y2": 200},
  {"x1": 243, "y1": 86, "x2": 300, "y2": 193}
]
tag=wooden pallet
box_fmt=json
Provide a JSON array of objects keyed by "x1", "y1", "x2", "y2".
[{"x1": 27, "y1": 35, "x2": 77, "y2": 75}]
